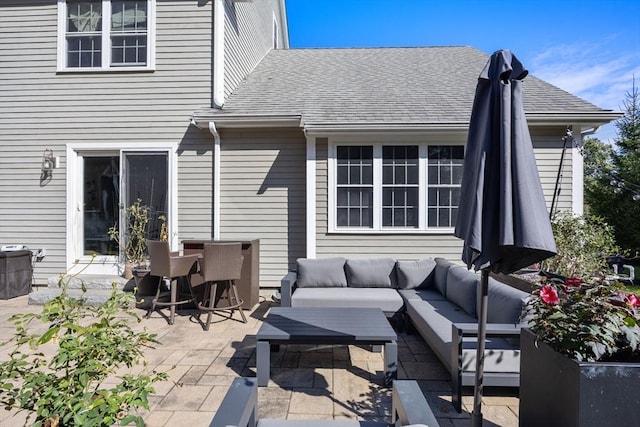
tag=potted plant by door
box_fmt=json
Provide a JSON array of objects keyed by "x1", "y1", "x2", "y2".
[
  {"x1": 519, "y1": 212, "x2": 640, "y2": 427},
  {"x1": 108, "y1": 198, "x2": 150, "y2": 279}
]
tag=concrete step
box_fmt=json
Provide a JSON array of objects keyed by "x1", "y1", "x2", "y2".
[
  {"x1": 46, "y1": 274, "x2": 130, "y2": 290},
  {"x1": 28, "y1": 274, "x2": 133, "y2": 305}
]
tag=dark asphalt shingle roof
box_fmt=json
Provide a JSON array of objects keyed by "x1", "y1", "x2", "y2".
[{"x1": 202, "y1": 46, "x2": 610, "y2": 125}]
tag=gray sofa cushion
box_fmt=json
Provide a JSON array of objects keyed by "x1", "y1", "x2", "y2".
[
  {"x1": 290, "y1": 287, "x2": 404, "y2": 315},
  {"x1": 398, "y1": 288, "x2": 448, "y2": 302},
  {"x1": 433, "y1": 257, "x2": 455, "y2": 296},
  {"x1": 296, "y1": 257, "x2": 347, "y2": 288},
  {"x1": 479, "y1": 276, "x2": 530, "y2": 324},
  {"x1": 445, "y1": 266, "x2": 479, "y2": 317},
  {"x1": 406, "y1": 298, "x2": 520, "y2": 373},
  {"x1": 345, "y1": 258, "x2": 397, "y2": 288},
  {"x1": 396, "y1": 259, "x2": 436, "y2": 290}
]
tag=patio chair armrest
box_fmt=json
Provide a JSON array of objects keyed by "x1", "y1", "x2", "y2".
[
  {"x1": 280, "y1": 271, "x2": 297, "y2": 307},
  {"x1": 208, "y1": 377, "x2": 257, "y2": 427},
  {"x1": 452, "y1": 322, "x2": 524, "y2": 339},
  {"x1": 450, "y1": 322, "x2": 524, "y2": 413},
  {"x1": 392, "y1": 380, "x2": 440, "y2": 426}
]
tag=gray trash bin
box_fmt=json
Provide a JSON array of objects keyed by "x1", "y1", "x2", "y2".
[{"x1": 0, "y1": 250, "x2": 33, "y2": 299}]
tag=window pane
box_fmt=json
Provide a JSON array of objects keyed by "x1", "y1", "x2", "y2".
[
  {"x1": 426, "y1": 145, "x2": 463, "y2": 228},
  {"x1": 337, "y1": 208, "x2": 348, "y2": 227},
  {"x1": 407, "y1": 163, "x2": 418, "y2": 184},
  {"x1": 83, "y1": 156, "x2": 119, "y2": 256},
  {"x1": 362, "y1": 165, "x2": 373, "y2": 184},
  {"x1": 394, "y1": 166, "x2": 406, "y2": 185},
  {"x1": 362, "y1": 207, "x2": 372, "y2": 227},
  {"x1": 382, "y1": 208, "x2": 392, "y2": 226},
  {"x1": 337, "y1": 165, "x2": 348, "y2": 185},
  {"x1": 349, "y1": 209, "x2": 360, "y2": 227},
  {"x1": 67, "y1": 35, "x2": 102, "y2": 67},
  {"x1": 337, "y1": 188, "x2": 348, "y2": 205},
  {"x1": 439, "y1": 165, "x2": 451, "y2": 185},
  {"x1": 383, "y1": 165, "x2": 392, "y2": 184},
  {"x1": 111, "y1": 35, "x2": 147, "y2": 65},
  {"x1": 111, "y1": 1, "x2": 147, "y2": 31},
  {"x1": 67, "y1": 1, "x2": 102, "y2": 32}
]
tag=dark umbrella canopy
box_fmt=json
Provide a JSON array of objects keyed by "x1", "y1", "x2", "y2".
[
  {"x1": 454, "y1": 49, "x2": 557, "y2": 426},
  {"x1": 455, "y1": 49, "x2": 557, "y2": 273}
]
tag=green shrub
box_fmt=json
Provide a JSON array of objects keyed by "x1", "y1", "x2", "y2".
[
  {"x1": 541, "y1": 211, "x2": 619, "y2": 279},
  {"x1": 0, "y1": 270, "x2": 168, "y2": 427}
]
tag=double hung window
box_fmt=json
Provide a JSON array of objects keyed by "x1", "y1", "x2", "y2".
[
  {"x1": 330, "y1": 142, "x2": 463, "y2": 232},
  {"x1": 59, "y1": 0, "x2": 155, "y2": 71}
]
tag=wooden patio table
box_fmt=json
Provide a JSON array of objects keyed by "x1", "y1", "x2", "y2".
[{"x1": 256, "y1": 307, "x2": 398, "y2": 386}]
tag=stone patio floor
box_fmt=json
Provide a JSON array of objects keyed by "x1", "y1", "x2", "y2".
[{"x1": 0, "y1": 292, "x2": 519, "y2": 426}]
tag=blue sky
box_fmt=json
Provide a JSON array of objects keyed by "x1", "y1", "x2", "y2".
[{"x1": 286, "y1": 0, "x2": 640, "y2": 143}]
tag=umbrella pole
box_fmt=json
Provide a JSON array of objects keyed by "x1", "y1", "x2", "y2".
[{"x1": 472, "y1": 269, "x2": 489, "y2": 427}]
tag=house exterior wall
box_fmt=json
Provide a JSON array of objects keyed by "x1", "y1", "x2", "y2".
[
  {"x1": 314, "y1": 127, "x2": 574, "y2": 263},
  {"x1": 0, "y1": 0, "x2": 281, "y2": 284},
  {"x1": 218, "y1": 128, "x2": 306, "y2": 287},
  {"x1": 223, "y1": 0, "x2": 285, "y2": 99}
]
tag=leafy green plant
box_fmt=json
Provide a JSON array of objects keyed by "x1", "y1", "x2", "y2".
[
  {"x1": 0, "y1": 266, "x2": 168, "y2": 427},
  {"x1": 526, "y1": 277, "x2": 640, "y2": 362},
  {"x1": 524, "y1": 211, "x2": 640, "y2": 362},
  {"x1": 541, "y1": 211, "x2": 619, "y2": 279},
  {"x1": 108, "y1": 199, "x2": 150, "y2": 267}
]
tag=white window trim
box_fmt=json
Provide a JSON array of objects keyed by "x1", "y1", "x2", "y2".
[
  {"x1": 327, "y1": 137, "x2": 464, "y2": 234},
  {"x1": 65, "y1": 141, "x2": 178, "y2": 275},
  {"x1": 57, "y1": 0, "x2": 156, "y2": 72}
]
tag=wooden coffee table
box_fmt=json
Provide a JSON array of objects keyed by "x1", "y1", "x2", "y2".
[{"x1": 256, "y1": 307, "x2": 398, "y2": 386}]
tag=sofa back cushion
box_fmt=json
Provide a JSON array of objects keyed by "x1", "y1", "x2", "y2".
[
  {"x1": 445, "y1": 265, "x2": 479, "y2": 317},
  {"x1": 480, "y1": 276, "x2": 531, "y2": 324},
  {"x1": 345, "y1": 258, "x2": 397, "y2": 288},
  {"x1": 434, "y1": 257, "x2": 455, "y2": 296},
  {"x1": 396, "y1": 259, "x2": 436, "y2": 289},
  {"x1": 296, "y1": 257, "x2": 347, "y2": 288}
]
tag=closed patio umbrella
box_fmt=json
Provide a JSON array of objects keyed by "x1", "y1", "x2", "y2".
[{"x1": 454, "y1": 49, "x2": 557, "y2": 427}]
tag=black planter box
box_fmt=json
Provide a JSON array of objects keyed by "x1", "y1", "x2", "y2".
[
  {"x1": 0, "y1": 250, "x2": 33, "y2": 299},
  {"x1": 519, "y1": 328, "x2": 640, "y2": 427}
]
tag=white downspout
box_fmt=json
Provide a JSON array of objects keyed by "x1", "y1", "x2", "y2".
[
  {"x1": 209, "y1": 121, "x2": 221, "y2": 239},
  {"x1": 305, "y1": 131, "x2": 316, "y2": 258},
  {"x1": 213, "y1": 0, "x2": 225, "y2": 108}
]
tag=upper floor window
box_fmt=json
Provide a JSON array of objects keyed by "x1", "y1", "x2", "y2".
[
  {"x1": 329, "y1": 142, "x2": 464, "y2": 232},
  {"x1": 58, "y1": 0, "x2": 155, "y2": 71}
]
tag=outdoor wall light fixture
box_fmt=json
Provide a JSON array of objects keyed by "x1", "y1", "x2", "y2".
[{"x1": 40, "y1": 148, "x2": 59, "y2": 185}]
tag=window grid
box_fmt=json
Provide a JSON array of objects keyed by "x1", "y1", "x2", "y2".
[
  {"x1": 332, "y1": 143, "x2": 463, "y2": 231},
  {"x1": 63, "y1": 0, "x2": 149, "y2": 69},
  {"x1": 336, "y1": 146, "x2": 373, "y2": 228},
  {"x1": 111, "y1": 1, "x2": 147, "y2": 66},
  {"x1": 427, "y1": 146, "x2": 463, "y2": 228},
  {"x1": 382, "y1": 146, "x2": 419, "y2": 228}
]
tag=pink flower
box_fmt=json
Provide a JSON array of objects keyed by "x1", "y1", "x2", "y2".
[
  {"x1": 540, "y1": 285, "x2": 560, "y2": 305},
  {"x1": 625, "y1": 293, "x2": 640, "y2": 308},
  {"x1": 564, "y1": 277, "x2": 582, "y2": 287}
]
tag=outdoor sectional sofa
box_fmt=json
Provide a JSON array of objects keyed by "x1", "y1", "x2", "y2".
[{"x1": 280, "y1": 256, "x2": 531, "y2": 412}]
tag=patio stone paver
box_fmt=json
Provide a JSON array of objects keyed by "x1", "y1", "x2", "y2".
[{"x1": 0, "y1": 293, "x2": 520, "y2": 426}]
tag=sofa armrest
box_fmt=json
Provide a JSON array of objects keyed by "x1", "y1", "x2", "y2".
[
  {"x1": 450, "y1": 322, "x2": 524, "y2": 413},
  {"x1": 280, "y1": 271, "x2": 297, "y2": 307},
  {"x1": 209, "y1": 377, "x2": 257, "y2": 427},
  {"x1": 452, "y1": 322, "x2": 524, "y2": 338},
  {"x1": 392, "y1": 380, "x2": 440, "y2": 426}
]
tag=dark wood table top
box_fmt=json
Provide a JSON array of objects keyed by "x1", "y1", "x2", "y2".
[{"x1": 257, "y1": 307, "x2": 397, "y2": 343}]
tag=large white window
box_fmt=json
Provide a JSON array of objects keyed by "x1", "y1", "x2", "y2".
[
  {"x1": 58, "y1": 0, "x2": 155, "y2": 71},
  {"x1": 329, "y1": 142, "x2": 463, "y2": 232}
]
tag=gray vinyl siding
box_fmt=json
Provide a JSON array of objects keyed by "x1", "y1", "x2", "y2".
[
  {"x1": 224, "y1": 0, "x2": 284, "y2": 99},
  {"x1": 218, "y1": 129, "x2": 306, "y2": 287},
  {"x1": 315, "y1": 128, "x2": 573, "y2": 263},
  {"x1": 0, "y1": 1, "x2": 217, "y2": 284}
]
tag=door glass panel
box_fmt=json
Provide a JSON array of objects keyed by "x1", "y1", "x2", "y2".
[
  {"x1": 83, "y1": 156, "x2": 119, "y2": 255},
  {"x1": 124, "y1": 153, "x2": 168, "y2": 241}
]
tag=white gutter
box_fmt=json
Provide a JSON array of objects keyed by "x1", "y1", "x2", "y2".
[
  {"x1": 208, "y1": 121, "x2": 221, "y2": 239},
  {"x1": 213, "y1": 0, "x2": 225, "y2": 108}
]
